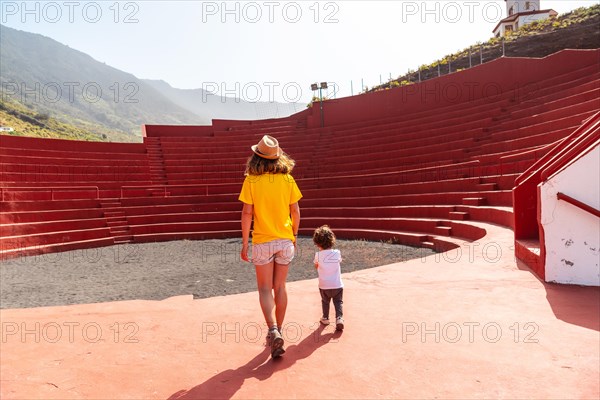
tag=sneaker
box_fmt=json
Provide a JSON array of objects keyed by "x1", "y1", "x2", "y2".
[
  {"x1": 335, "y1": 317, "x2": 344, "y2": 331},
  {"x1": 266, "y1": 330, "x2": 274, "y2": 347},
  {"x1": 320, "y1": 317, "x2": 330, "y2": 325},
  {"x1": 269, "y1": 328, "x2": 285, "y2": 358}
]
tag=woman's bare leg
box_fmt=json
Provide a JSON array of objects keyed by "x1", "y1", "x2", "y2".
[
  {"x1": 255, "y1": 261, "x2": 276, "y2": 328},
  {"x1": 273, "y1": 262, "x2": 289, "y2": 329}
]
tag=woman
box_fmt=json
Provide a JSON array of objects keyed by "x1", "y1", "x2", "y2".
[{"x1": 239, "y1": 135, "x2": 302, "y2": 358}]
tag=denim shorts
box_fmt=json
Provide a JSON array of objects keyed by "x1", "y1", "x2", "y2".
[{"x1": 251, "y1": 239, "x2": 295, "y2": 266}]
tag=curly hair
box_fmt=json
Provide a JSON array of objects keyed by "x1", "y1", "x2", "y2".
[
  {"x1": 313, "y1": 225, "x2": 336, "y2": 250},
  {"x1": 244, "y1": 152, "x2": 296, "y2": 176}
]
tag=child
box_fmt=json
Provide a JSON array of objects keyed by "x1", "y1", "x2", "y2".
[{"x1": 312, "y1": 225, "x2": 344, "y2": 331}]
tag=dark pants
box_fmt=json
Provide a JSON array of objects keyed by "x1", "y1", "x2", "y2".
[{"x1": 320, "y1": 288, "x2": 343, "y2": 319}]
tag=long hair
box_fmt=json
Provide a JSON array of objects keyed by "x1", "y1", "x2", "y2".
[{"x1": 244, "y1": 152, "x2": 296, "y2": 176}]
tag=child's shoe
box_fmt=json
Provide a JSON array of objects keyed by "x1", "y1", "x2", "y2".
[
  {"x1": 335, "y1": 317, "x2": 344, "y2": 331},
  {"x1": 320, "y1": 317, "x2": 330, "y2": 325}
]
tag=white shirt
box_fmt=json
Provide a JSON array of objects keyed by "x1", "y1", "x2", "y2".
[{"x1": 314, "y1": 249, "x2": 344, "y2": 290}]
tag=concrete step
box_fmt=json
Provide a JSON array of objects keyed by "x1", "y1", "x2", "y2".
[
  {"x1": 104, "y1": 211, "x2": 126, "y2": 218},
  {"x1": 462, "y1": 197, "x2": 487, "y2": 206},
  {"x1": 110, "y1": 228, "x2": 131, "y2": 235},
  {"x1": 449, "y1": 211, "x2": 470, "y2": 221},
  {"x1": 434, "y1": 226, "x2": 452, "y2": 236},
  {"x1": 107, "y1": 221, "x2": 128, "y2": 227},
  {"x1": 100, "y1": 202, "x2": 120, "y2": 207},
  {"x1": 477, "y1": 183, "x2": 498, "y2": 191},
  {"x1": 114, "y1": 235, "x2": 134, "y2": 244},
  {"x1": 105, "y1": 216, "x2": 127, "y2": 222},
  {"x1": 100, "y1": 207, "x2": 125, "y2": 213}
]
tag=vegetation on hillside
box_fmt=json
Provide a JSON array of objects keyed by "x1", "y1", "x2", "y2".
[
  {"x1": 369, "y1": 4, "x2": 600, "y2": 93},
  {"x1": 0, "y1": 24, "x2": 203, "y2": 143},
  {"x1": 0, "y1": 97, "x2": 134, "y2": 142}
]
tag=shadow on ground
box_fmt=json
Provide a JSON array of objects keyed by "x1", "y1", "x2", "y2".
[{"x1": 167, "y1": 324, "x2": 341, "y2": 400}]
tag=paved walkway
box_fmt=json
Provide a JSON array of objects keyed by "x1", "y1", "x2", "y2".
[{"x1": 1, "y1": 223, "x2": 598, "y2": 399}]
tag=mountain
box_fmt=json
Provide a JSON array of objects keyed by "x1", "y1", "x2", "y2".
[
  {"x1": 0, "y1": 25, "x2": 304, "y2": 142},
  {"x1": 143, "y1": 79, "x2": 305, "y2": 123}
]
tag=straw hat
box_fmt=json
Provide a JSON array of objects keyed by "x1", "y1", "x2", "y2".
[{"x1": 251, "y1": 135, "x2": 282, "y2": 160}]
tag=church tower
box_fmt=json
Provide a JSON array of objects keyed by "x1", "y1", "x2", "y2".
[{"x1": 506, "y1": 0, "x2": 540, "y2": 16}]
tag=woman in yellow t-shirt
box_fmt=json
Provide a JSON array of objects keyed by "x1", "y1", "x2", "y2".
[{"x1": 239, "y1": 135, "x2": 302, "y2": 358}]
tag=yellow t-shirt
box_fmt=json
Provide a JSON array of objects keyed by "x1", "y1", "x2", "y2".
[{"x1": 238, "y1": 173, "x2": 303, "y2": 244}]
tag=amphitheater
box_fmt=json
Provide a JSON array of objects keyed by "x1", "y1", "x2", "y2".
[{"x1": 1, "y1": 49, "x2": 599, "y2": 399}]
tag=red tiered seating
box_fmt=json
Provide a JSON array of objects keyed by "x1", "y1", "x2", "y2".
[{"x1": 1, "y1": 49, "x2": 598, "y2": 259}]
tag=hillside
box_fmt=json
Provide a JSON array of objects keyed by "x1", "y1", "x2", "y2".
[
  {"x1": 0, "y1": 97, "x2": 134, "y2": 142},
  {"x1": 370, "y1": 4, "x2": 600, "y2": 92},
  {"x1": 0, "y1": 25, "x2": 207, "y2": 141},
  {"x1": 0, "y1": 25, "x2": 304, "y2": 142}
]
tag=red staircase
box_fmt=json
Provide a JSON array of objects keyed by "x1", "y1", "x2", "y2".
[
  {"x1": 100, "y1": 200, "x2": 133, "y2": 244},
  {"x1": 513, "y1": 111, "x2": 600, "y2": 278},
  {"x1": 145, "y1": 137, "x2": 168, "y2": 185}
]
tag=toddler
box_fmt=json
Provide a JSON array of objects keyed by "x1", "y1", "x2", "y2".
[{"x1": 312, "y1": 225, "x2": 344, "y2": 331}]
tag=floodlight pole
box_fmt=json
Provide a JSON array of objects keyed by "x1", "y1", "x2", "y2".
[
  {"x1": 319, "y1": 86, "x2": 324, "y2": 128},
  {"x1": 311, "y1": 82, "x2": 326, "y2": 128}
]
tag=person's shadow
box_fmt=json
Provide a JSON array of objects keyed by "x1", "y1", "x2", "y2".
[{"x1": 167, "y1": 323, "x2": 342, "y2": 400}]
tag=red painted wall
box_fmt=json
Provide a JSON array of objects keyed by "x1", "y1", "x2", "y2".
[
  {"x1": 0, "y1": 134, "x2": 145, "y2": 153},
  {"x1": 142, "y1": 125, "x2": 214, "y2": 138}
]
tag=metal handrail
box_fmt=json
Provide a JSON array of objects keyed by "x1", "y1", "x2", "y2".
[
  {"x1": 514, "y1": 112, "x2": 599, "y2": 186},
  {"x1": 557, "y1": 192, "x2": 600, "y2": 218},
  {"x1": 0, "y1": 186, "x2": 100, "y2": 201}
]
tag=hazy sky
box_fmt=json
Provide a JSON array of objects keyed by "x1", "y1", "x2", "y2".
[{"x1": 1, "y1": 0, "x2": 596, "y2": 103}]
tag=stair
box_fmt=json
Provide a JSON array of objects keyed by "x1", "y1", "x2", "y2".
[
  {"x1": 419, "y1": 234, "x2": 438, "y2": 250},
  {"x1": 434, "y1": 224, "x2": 452, "y2": 236},
  {"x1": 100, "y1": 200, "x2": 133, "y2": 244},
  {"x1": 462, "y1": 197, "x2": 487, "y2": 206},
  {"x1": 477, "y1": 182, "x2": 498, "y2": 191},
  {"x1": 515, "y1": 239, "x2": 542, "y2": 275},
  {"x1": 449, "y1": 210, "x2": 470, "y2": 220},
  {"x1": 145, "y1": 137, "x2": 168, "y2": 184}
]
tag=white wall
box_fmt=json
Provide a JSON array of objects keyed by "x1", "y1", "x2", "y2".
[
  {"x1": 518, "y1": 11, "x2": 554, "y2": 28},
  {"x1": 540, "y1": 144, "x2": 600, "y2": 286},
  {"x1": 494, "y1": 11, "x2": 553, "y2": 37}
]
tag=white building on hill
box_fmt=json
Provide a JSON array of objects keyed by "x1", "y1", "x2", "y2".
[{"x1": 493, "y1": 0, "x2": 558, "y2": 37}]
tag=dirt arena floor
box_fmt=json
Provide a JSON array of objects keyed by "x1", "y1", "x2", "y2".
[{"x1": 0, "y1": 237, "x2": 435, "y2": 309}]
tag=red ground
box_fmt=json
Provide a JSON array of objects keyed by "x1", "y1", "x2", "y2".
[{"x1": 1, "y1": 222, "x2": 598, "y2": 399}]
